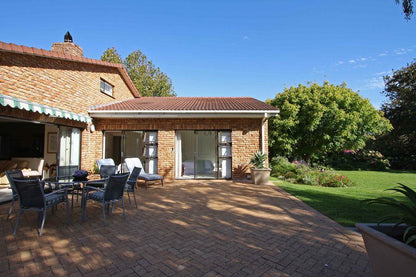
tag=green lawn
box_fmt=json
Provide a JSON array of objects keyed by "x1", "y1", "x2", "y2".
[{"x1": 271, "y1": 170, "x2": 416, "y2": 227}]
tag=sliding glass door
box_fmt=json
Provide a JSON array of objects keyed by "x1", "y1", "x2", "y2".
[
  {"x1": 58, "y1": 126, "x2": 81, "y2": 167},
  {"x1": 103, "y1": 130, "x2": 158, "y2": 173},
  {"x1": 175, "y1": 130, "x2": 231, "y2": 179}
]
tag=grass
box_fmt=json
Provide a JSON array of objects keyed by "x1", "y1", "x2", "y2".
[{"x1": 271, "y1": 170, "x2": 416, "y2": 227}]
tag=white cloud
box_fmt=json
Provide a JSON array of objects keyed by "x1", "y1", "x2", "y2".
[
  {"x1": 374, "y1": 71, "x2": 389, "y2": 76},
  {"x1": 365, "y1": 76, "x2": 385, "y2": 89},
  {"x1": 393, "y1": 47, "x2": 413, "y2": 55},
  {"x1": 242, "y1": 35, "x2": 249, "y2": 40},
  {"x1": 348, "y1": 59, "x2": 356, "y2": 63}
]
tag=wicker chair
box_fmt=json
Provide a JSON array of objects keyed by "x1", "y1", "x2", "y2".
[
  {"x1": 57, "y1": 165, "x2": 81, "y2": 206},
  {"x1": 99, "y1": 165, "x2": 117, "y2": 179},
  {"x1": 4, "y1": 170, "x2": 23, "y2": 220},
  {"x1": 12, "y1": 178, "x2": 69, "y2": 236},
  {"x1": 82, "y1": 173, "x2": 129, "y2": 225},
  {"x1": 126, "y1": 167, "x2": 142, "y2": 208}
]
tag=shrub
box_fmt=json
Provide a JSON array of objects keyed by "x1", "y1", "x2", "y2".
[
  {"x1": 316, "y1": 171, "x2": 353, "y2": 187},
  {"x1": 326, "y1": 150, "x2": 390, "y2": 171},
  {"x1": 284, "y1": 171, "x2": 297, "y2": 180},
  {"x1": 271, "y1": 156, "x2": 296, "y2": 177}
]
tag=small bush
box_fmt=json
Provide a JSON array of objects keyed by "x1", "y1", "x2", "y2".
[
  {"x1": 284, "y1": 171, "x2": 297, "y2": 180},
  {"x1": 316, "y1": 172, "x2": 353, "y2": 187},
  {"x1": 270, "y1": 155, "x2": 353, "y2": 187},
  {"x1": 271, "y1": 156, "x2": 296, "y2": 177}
]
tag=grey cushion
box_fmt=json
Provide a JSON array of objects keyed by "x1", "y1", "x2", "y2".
[
  {"x1": 89, "y1": 191, "x2": 104, "y2": 201},
  {"x1": 45, "y1": 193, "x2": 66, "y2": 206},
  {"x1": 138, "y1": 173, "x2": 162, "y2": 181}
]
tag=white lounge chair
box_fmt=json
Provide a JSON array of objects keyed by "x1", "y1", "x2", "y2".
[{"x1": 124, "y1": 158, "x2": 164, "y2": 188}]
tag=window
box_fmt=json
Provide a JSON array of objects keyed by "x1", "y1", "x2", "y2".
[{"x1": 100, "y1": 79, "x2": 113, "y2": 96}]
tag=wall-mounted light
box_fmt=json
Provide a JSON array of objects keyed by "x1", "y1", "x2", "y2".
[{"x1": 90, "y1": 124, "x2": 95, "y2": 133}]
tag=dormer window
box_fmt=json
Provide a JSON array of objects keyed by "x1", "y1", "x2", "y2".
[{"x1": 100, "y1": 78, "x2": 113, "y2": 96}]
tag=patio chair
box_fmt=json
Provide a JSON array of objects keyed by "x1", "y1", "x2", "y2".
[
  {"x1": 5, "y1": 170, "x2": 49, "y2": 220},
  {"x1": 124, "y1": 158, "x2": 164, "y2": 188},
  {"x1": 57, "y1": 165, "x2": 81, "y2": 206},
  {"x1": 125, "y1": 167, "x2": 142, "y2": 208},
  {"x1": 4, "y1": 170, "x2": 23, "y2": 220},
  {"x1": 96, "y1": 158, "x2": 115, "y2": 170},
  {"x1": 12, "y1": 178, "x2": 69, "y2": 236},
  {"x1": 57, "y1": 165, "x2": 79, "y2": 179},
  {"x1": 82, "y1": 173, "x2": 129, "y2": 226},
  {"x1": 99, "y1": 165, "x2": 117, "y2": 179}
]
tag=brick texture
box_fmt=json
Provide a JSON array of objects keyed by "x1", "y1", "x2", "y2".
[
  {"x1": 0, "y1": 180, "x2": 371, "y2": 276},
  {"x1": 94, "y1": 117, "x2": 267, "y2": 180},
  {"x1": 0, "y1": 51, "x2": 135, "y2": 171},
  {"x1": 0, "y1": 51, "x2": 134, "y2": 114},
  {"x1": 51, "y1": 42, "x2": 83, "y2": 57}
]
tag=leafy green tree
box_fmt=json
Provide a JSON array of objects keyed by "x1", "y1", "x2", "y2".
[
  {"x1": 395, "y1": 0, "x2": 413, "y2": 19},
  {"x1": 101, "y1": 47, "x2": 123, "y2": 64},
  {"x1": 124, "y1": 50, "x2": 175, "y2": 97},
  {"x1": 376, "y1": 61, "x2": 416, "y2": 168},
  {"x1": 267, "y1": 82, "x2": 392, "y2": 162},
  {"x1": 101, "y1": 48, "x2": 175, "y2": 97}
]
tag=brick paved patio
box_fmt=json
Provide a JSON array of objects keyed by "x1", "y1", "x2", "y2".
[{"x1": 0, "y1": 180, "x2": 371, "y2": 276}]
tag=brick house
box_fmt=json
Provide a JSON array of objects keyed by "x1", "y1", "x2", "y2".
[{"x1": 0, "y1": 36, "x2": 278, "y2": 181}]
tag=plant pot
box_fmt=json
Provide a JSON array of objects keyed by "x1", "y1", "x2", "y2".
[
  {"x1": 356, "y1": 223, "x2": 416, "y2": 277},
  {"x1": 250, "y1": 168, "x2": 271, "y2": 185}
]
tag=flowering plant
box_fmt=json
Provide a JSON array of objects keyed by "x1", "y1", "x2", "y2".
[{"x1": 73, "y1": 170, "x2": 89, "y2": 181}]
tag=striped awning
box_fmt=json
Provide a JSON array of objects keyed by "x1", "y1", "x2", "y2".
[{"x1": 0, "y1": 93, "x2": 91, "y2": 123}]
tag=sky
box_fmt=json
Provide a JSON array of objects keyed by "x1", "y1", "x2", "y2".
[{"x1": 1, "y1": 0, "x2": 415, "y2": 108}]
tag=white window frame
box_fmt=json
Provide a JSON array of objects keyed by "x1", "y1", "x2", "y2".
[{"x1": 100, "y1": 78, "x2": 114, "y2": 97}]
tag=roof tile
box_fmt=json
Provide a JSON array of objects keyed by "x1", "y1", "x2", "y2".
[{"x1": 91, "y1": 97, "x2": 278, "y2": 112}]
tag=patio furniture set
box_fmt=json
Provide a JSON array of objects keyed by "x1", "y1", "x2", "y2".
[{"x1": 3, "y1": 157, "x2": 163, "y2": 236}]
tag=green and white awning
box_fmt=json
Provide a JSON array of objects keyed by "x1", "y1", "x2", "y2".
[{"x1": 0, "y1": 93, "x2": 91, "y2": 123}]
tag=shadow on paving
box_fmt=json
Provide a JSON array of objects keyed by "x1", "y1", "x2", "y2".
[{"x1": 0, "y1": 180, "x2": 371, "y2": 276}]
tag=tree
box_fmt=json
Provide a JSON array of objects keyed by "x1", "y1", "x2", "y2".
[
  {"x1": 101, "y1": 48, "x2": 175, "y2": 97},
  {"x1": 376, "y1": 61, "x2": 416, "y2": 168},
  {"x1": 267, "y1": 82, "x2": 392, "y2": 162},
  {"x1": 101, "y1": 47, "x2": 123, "y2": 64},
  {"x1": 124, "y1": 50, "x2": 175, "y2": 97},
  {"x1": 395, "y1": 0, "x2": 413, "y2": 19}
]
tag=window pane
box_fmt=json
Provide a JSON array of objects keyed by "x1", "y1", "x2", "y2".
[{"x1": 100, "y1": 80, "x2": 105, "y2": 91}]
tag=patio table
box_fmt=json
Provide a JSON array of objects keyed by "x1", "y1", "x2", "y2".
[
  {"x1": 44, "y1": 176, "x2": 108, "y2": 214},
  {"x1": 44, "y1": 177, "x2": 86, "y2": 208}
]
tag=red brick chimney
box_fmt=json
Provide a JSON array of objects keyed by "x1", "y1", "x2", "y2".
[{"x1": 51, "y1": 31, "x2": 83, "y2": 57}]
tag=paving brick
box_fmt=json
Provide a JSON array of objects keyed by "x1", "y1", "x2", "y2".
[{"x1": 0, "y1": 180, "x2": 371, "y2": 276}]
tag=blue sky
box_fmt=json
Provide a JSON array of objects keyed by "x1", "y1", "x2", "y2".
[{"x1": 1, "y1": 0, "x2": 415, "y2": 108}]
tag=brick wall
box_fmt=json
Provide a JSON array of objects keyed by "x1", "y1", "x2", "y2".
[
  {"x1": 94, "y1": 117, "x2": 267, "y2": 180},
  {"x1": 0, "y1": 51, "x2": 136, "y2": 171},
  {"x1": 0, "y1": 51, "x2": 134, "y2": 115}
]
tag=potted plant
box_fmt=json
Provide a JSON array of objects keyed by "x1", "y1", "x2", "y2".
[
  {"x1": 250, "y1": 151, "x2": 271, "y2": 185},
  {"x1": 356, "y1": 184, "x2": 416, "y2": 276}
]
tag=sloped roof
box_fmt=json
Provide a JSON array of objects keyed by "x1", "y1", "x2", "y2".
[
  {"x1": 90, "y1": 97, "x2": 279, "y2": 111},
  {"x1": 0, "y1": 41, "x2": 140, "y2": 97}
]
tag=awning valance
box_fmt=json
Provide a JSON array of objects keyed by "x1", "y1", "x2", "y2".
[{"x1": 0, "y1": 93, "x2": 91, "y2": 123}]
